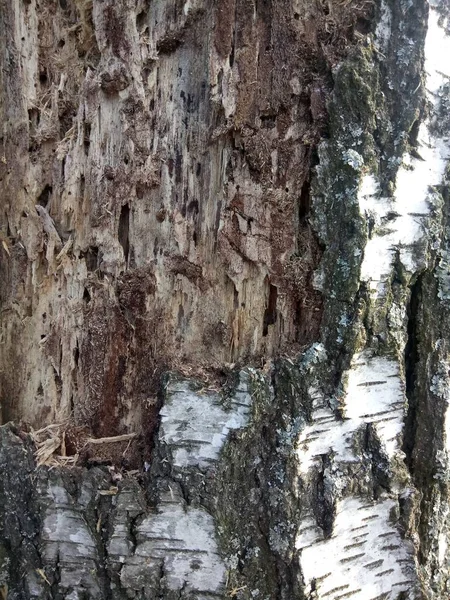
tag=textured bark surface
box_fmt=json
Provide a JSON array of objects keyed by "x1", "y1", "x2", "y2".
[{"x1": 1, "y1": 0, "x2": 450, "y2": 599}]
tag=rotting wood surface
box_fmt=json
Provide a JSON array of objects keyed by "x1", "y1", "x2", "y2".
[{"x1": 0, "y1": 0, "x2": 359, "y2": 435}]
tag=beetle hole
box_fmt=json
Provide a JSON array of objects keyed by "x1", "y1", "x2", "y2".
[
  {"x1": 37, "y1": 185, "x2": 52, "y2": 207},
  {"x1": 263, "y1": 283, "x2": 278, "y2": 336}
]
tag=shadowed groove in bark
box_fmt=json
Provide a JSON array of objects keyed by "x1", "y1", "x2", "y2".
[{"x1": 403, "y1": 274, "x2": 423, "y2": 473}]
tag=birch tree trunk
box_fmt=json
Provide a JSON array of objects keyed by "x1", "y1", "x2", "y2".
[{"x1": 1, "y1": 0, "x2": 450, "y2": 598}]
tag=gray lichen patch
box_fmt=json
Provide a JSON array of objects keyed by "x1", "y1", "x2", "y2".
[{"x1": 309, "y1": 47, "x2": 377, "y2": 370}]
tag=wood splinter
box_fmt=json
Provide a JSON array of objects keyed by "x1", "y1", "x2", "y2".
[{"x1": 85, "y1": 432, "x2": 137, "y2": 445}]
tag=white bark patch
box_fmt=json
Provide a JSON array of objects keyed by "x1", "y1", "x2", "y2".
[
  {"x1": 374, "y1": 0, "x2": 392, "y2": 53},
  {"x1": 122, "y1": 497, "x2": 226, "y2": 596},
  {"x1": 107, "y1": 483, "x2": 147, "y2": 563},
  {"x1": 159, "y1": 373, "x2": 253, "y2": 468},
  {"x1": 439, "y1": 532, "x2": 448, "y2": 567},
  {"x1": 297, "y1": 351, "x2": 405, "y2": 474},
  {"x1": 297, "y1": 497, "x2": 417, "y2": 600},
  {"x1": 359, "y1": 7, "x2": 450, "y2": 298},
  {"x1": 41, "y1": 482, "x2": 102, "y2": 598},
  {"x1": 121, "y1": 371, "x2": 254, "y2": 595}
]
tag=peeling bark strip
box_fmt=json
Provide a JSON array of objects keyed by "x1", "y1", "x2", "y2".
[{"x1": 2, "y1": 0, "x2": 450, "y2": 599}]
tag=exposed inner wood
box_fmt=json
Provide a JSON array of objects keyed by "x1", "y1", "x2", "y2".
[{"x1": 0, "y1": 0, "x2": 370, "y2": 438}]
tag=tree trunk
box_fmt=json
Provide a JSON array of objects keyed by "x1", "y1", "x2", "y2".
[{"x1": 1, "y1": 0, "x2": 450, "y2": 598}]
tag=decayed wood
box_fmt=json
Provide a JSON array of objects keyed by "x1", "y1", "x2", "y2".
[{"x1": 0, "y1": 0, "x2": 367, "y2": 436}]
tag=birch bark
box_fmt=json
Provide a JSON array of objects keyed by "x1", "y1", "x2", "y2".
[{"x1": 1, "y1": 1, "x2": 450, "y2": 599}]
